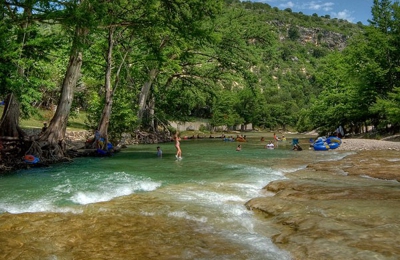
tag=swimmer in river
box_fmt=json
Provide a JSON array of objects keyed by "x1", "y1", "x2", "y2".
[{"x1": 174, "y1": 132, "x2": 182, "y2": 159}]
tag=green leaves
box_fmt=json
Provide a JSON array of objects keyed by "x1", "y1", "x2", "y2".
[
  {"x1": 372, "y1": 87, "x2": 400, "y2": 127},
  {"x1": 3, "y1": 0, "x2": 391, "y2": 137}
]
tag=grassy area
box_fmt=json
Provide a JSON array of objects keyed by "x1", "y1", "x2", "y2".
[{"x1": 0, "y1": 106, "x2": 89, "y2": 131}]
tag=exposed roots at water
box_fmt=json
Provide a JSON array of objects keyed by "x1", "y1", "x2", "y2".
[
  {"x1": 25, "y1": 140, "x2": 43, "y2": 160},
  {"x1": 0, "y1": 137, "x2": 72, "y2": 174}
]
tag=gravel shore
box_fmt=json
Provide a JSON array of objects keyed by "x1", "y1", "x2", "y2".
[{"x1": 336, "y1": 138, "x2": 400, "y2": 151}]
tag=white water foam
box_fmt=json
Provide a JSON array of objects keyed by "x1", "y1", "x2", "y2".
[
  {"x1": 70, "y1": 173, "x2": 161, "y2": 205},
  {"x1": 0, "y1": 199, "x2": 83, "y2": 214},
  {"x1": 140, "y1": 210, "x2": 156, "y2": 216},
  {"x1": 280, "y1": 164, "x2": 308, "y2": 173},
  {"x1": 160, "y1": 165, "x2": 287, "y2": 237},
  {"x1": 169, "y1": 165, "x2": 287, "y2": 211},
  {"x1": 360, "y1": 174, "x2": 399, "y2": 183},
  {"x1": 0, "y1": 171, "x2": 161, "y2": 214},
  {"x1": 53, "y1": 179, "x2": 73, "y2": 193},
  {"x1": 387, "y1": 158, "x2": 400, "y2": 162},
  {"x1": 315, "y1": 151, "x2": 355, "y2": 162},
  {"x1": 164, "y1": 189, "x2": 292, "y2": 260},
  {"x1": 229, "y1": 233, "x2": 292, "y2": 260},
  {"x1": 168, "y1": 210, "x2": 208, "y2": 223}
]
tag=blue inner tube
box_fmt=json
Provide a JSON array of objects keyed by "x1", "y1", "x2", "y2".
[
  {"x1": 313, "y1": 144, "x2": 329, "y2": 151},
  {"x1": 326, "y1": 137, "x2": 342, "y2": 144},
  {"x1": 329, "y1": 142, "x2": 340, "y2": 149},
  {"x1": 24, "y1": 155, "x2": 39, "y2": 164},
  {"x1": 107, "y1": 142, "x2": 113, "y2": 150},
  {"x1": 97, "y1": 149, "x2": 108, "y2": 155}
]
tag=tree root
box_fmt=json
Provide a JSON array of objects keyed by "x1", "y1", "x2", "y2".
[
  {"x1": 25, "y1": 140, "x2": 44, "y2": 161},
  {"x1": 25, "y1": 140, "x2": 69, "y2": 163}
]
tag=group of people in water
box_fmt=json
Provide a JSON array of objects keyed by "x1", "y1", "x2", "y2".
[
  {"x1": 238, "y1": 135, "x2": 302, "y2": 151},
  {"x1": 157, "y1": 132, "x2": 302, "y2": 159}
]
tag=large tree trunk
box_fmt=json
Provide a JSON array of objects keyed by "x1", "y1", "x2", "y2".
[
  {"x1": 149, "y1": 95, "x2": 155, "y2": 131},
  {"x1": 40, "y1": 27, "x2": 87, "y2": 154},
  {"x1": 41, "y1": 52, "x2": 82, "y2": 145},
  {"x1": 97, "y1": 27, "x2": 130, "y2": 146},
  {"x1": 0, "y1": 5, "x2": 32, "y2": 138},
  {"x1": 0, "y1": 93, "x2": 26, "y2": 138},
  {"x1": 137, "y1": 69, "x2": 158, "y2": 124},
  {"x1": 97, "y1": 27, "x2": 115, "y2": 145}
]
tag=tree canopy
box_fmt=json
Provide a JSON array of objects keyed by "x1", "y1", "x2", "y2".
[{"x1": 1, "y1": 0, "x2": 399, "y2": 152}]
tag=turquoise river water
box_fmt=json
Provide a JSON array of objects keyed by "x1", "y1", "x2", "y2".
[{"x1": 0, "y1": 136, "x2": 351, "y2": 259}]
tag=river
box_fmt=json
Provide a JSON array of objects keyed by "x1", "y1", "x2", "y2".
[{"x1": 0, "y1": 135, "x2": 381, "y2": 259}]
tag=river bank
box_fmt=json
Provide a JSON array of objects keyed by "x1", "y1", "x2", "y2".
[
  {"x1": 246, "y1": 140, "x2": 400, "y2": 260},
  {"x1": 337, "y1": 138, "x2": 400, "y2": 151}
]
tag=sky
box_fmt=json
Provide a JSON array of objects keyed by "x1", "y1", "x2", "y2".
[{"x1": 247, "y1": 0, "x2": 375, "y2": 24}]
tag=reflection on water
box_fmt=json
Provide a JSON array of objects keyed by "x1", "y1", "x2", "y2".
[{"x1": 0, "y1": 137, "x2": 379, "y2": 259}]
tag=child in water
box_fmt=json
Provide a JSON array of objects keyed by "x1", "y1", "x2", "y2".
[
  {"x1": 266, "y1": 141, "x2": 275, "y2": 149},
  {"x1": 157, "y1": 146, "x2": 162, "y2": 157}
]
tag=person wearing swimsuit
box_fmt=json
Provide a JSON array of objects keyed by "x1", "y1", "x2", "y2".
[{"x1": 175, "y1": 132, "x2": 182, "y2": 159}]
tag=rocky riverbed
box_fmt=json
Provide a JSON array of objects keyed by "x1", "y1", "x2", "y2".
[
  {"x1": 246, "y1": 139, "x2": 400, "y2": 260},
  {"x1": 337, "y1": 138, "x2": 400, "y2": 151}
]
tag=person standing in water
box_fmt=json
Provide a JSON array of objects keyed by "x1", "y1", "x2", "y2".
[
  {"x1": 157, "y1": 146, "x2": 162, "y2": 157},
  {"x1": 174, "y1": 132, "x2": 182, "y2": 159},
  {"x1": 273, "y1": 132, "x2": 279, "y2": 147}
]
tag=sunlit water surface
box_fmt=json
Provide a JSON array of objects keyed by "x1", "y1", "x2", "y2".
[{"x1": 0, "y1": 138, "x2": 351, "y2": 259}]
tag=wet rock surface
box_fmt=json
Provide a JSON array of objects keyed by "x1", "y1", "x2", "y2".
[
  {"x1": 0, "y1": 195, "x2": 255, "y2": 260},
  {"x1": 246, "y1": 150, "x2": 400, "y2": 260}
]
